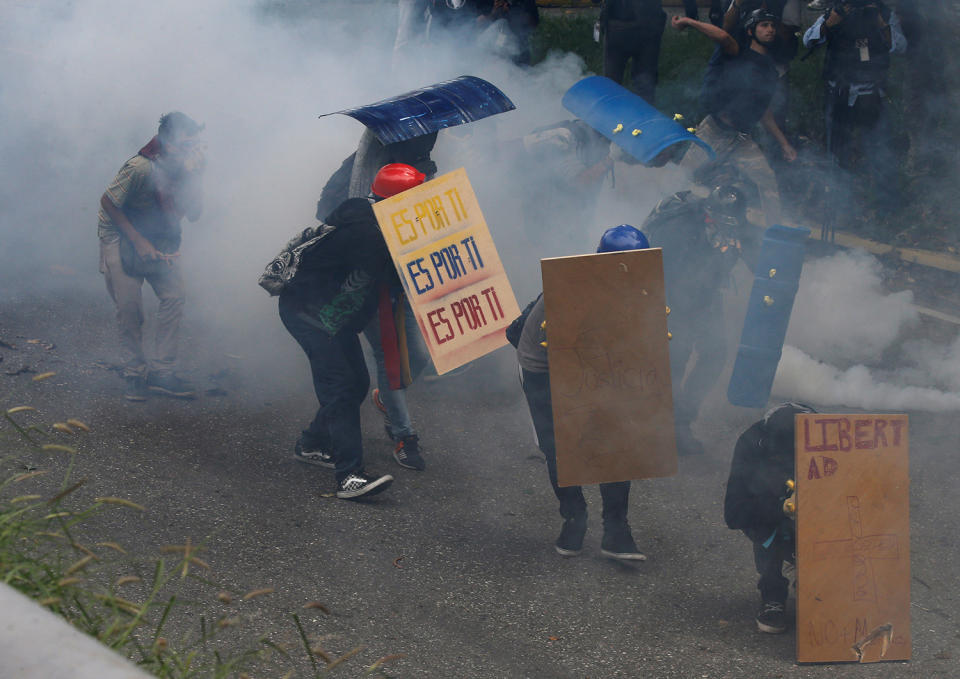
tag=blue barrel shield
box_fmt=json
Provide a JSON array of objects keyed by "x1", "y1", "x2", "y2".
[
  {"x1": 561, "y1": 76, "x2": 714, "y2": 165},
  {"x1": 320, "y1": 75, "x2": 516, "y2": 145},
  {"x1": 727, "y1": 224, "x2": 811, "y2": 408}
]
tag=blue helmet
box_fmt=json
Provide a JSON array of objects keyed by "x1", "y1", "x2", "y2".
[{"x1": 596, "y1": 225, "x2": 650, "y2": 253}]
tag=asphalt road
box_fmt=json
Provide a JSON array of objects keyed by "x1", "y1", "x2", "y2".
[{"x1": 1, "y1": 278, "x2": 958, "y2": 678}]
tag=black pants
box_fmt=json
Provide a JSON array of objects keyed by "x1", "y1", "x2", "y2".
[
  {"x1": 279, "y1": 296, "x2": 369, "y2": 482},
  {"x1": 521, "y1": 368, "x2": 630, "y2": 525},
  {"x1": 683, "y1": 0, "x2": 724, "y2": 24},
  {"x1": 753, "y1": 531, "x2": 795, "y2": 604},
  {"x1": 603, "y1": 21, "x2": 665, "y2": 103},
  {"x1": 668, "y1": 299, "x2": 727, "y2": 428}
]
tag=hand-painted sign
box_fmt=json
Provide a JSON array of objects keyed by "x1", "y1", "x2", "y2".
[
  {"x1": 373, "y1": 168, "x2": 520, "y2": 374},
  {"x1": 795, "y1": 413, "x2": 911, "y2": 664}
]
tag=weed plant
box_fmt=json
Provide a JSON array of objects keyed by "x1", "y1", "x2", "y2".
[{"x1": 1, "y1": 402, "x2": 401, "y2": 678}]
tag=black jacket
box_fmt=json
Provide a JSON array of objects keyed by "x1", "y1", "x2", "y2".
[
  {"x1": 723, "y1": 415, "x2": 795, "y2": 544},
  {"x1": 281, "y1": 198, "x2": 393, "y2": 336}
]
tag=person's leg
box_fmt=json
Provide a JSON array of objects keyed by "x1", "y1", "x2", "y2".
[
  {"x1": 861, "y1": 101, "x2": 902, "y2": 212},
  {"x1": 629, "y1": 18, "x2": 664, "y2": 104},
  {"x1": 675, "y1": 300, "x2": 726, "y2": 427},
  {"x1": 599, "y1": 480, "x2": 644, "y2": 559},
  {"x1": 146, "y1": 261, "x2": 186, "y2": 375},
  {"x1": 730, "y1": 135, "x2": 782, "y2": 227},
  {"x1": 683, "y1": 0, "x2": 699, "y2": 20},
  {"x1": 280, "y1": 299, "x2": 369, "y2": 481},
  {"x1": 753, "y1": 537, "x2": 789, "y2": 633},
  {"x1": 100, "y1": 238, "x2": 148, "y2": 393},
  {"x1": 521, "y1": 369, "x2": 587, "y2": 520},
  {"x1": 603, "y1": 39, "x2": 630, "y2": 87}
]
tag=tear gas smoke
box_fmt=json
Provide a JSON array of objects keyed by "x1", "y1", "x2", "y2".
[{"x1": 776, "y1": 250, "x2": 960, "y2": 411}]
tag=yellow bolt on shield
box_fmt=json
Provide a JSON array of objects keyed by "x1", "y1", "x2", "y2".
[
  {"x1": 540, "y1": 341, "x2": 548, "y2": 348},
  {"x1": 784, "y1": 500, "x2": 796, "y2": 514},
  {"x1": 612, "y1": 123, "x2": 623, "y2": 134},
  {"x1": 540, "y1": 320, "x2": 546, "y2": 330},
  {"x1": 667, "y1": 332, "x2": 672, "y2": 340},
  {"x1": 672, "y1": 113, "x2": 684, "y2": 121},
  {"x1": 687, "y1": 127, "x2": 697, "y2": 133},
  {"x1": 665, "y1": 305, "x2": 671, "y2": 316},
  {"x1": 768, "y1": 268, "x2": 777, "y2": 278},
  {"x1": 786, "y1": 479, "x2": 795, "y2": 490},
  {"x1": 763, "y1": 295, "x2": 774, "y2": 306},
  {"x1": 631, "y1": 128, "x2": 642, "y2": 136}
]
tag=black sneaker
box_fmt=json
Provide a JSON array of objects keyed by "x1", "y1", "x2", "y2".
[
  {"x1": 601, "y1": 525, "x2": 647, "y2": 561},
  {"x1": 756, "y1": 601, "x2": 788, "y2": 634},
  {"x1": 555, "y1": 516, "x2": 587, "y2": 557},
  {"x1": 336, "y1": 471, "x2": 394, "y2": 499},
  {"x1": 146, "y1": 373, "x2": 196, "y2": 399},
  {"x1": 393, "y1": 435, "x2": 426, "y2": 471},
  {"x1": 124, "y1": 376, "x2": 148, "y2": 402},
  {"x1": 293, "y1": 437, "x2": 335, "y2": 469},
  {"x1": 371, "y1": 388, "x2": 395, "y2": 440}
]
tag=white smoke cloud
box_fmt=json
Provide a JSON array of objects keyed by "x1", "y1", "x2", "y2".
[{"x1": 775, "y1": 249, "x2": 960, "y2": 411}]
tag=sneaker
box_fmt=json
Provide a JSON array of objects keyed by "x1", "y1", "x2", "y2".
[
  {"x1": 756, "y1": 601, "x2": 788, "y2": 634},
  {"x1": 555, "y1": 516, "x2": 587, "y2": 557},
  {"x1": 371, "y1": 388, "x2": 395, "y2": 440},
  {"x1": 124, "y1": 376, "x2": 148, "y2": 402},
  {"x1": 293, "y1": 437, "x2": 335, "y2": 469},
  {"x1": 336, "y1": 471, "x2": 394, "y2": 499},
  {"x1": 146, "y1": 372, "x2": 196, "y2": 399},
  {"x1": 393, "y1": 435, "x2": 426, "y2": 471},
  {"x1": 601, "y1": 525, "x2": 647, "y2": 561}
]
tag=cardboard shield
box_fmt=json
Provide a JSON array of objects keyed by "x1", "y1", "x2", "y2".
[
  {"x1": 542, "y1": 248, "x2": 677, "y2": 486},
  {"x1": 795, "y1": 413, "x2": 911, "y2": 663}
]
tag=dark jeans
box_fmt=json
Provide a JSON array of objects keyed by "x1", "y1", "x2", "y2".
[
  {"x1": 521, "y1": 368, "x2": 630, "y2": 525},
  {"x1": 753, "y1": 530, "x2": 795, "y2": 604},
  {"x1": 603, "y1": 21, "x2": 664, "y2": 103},
  {"x1": 279, "y1": 296, "x2": 369, "y2": 482},
  {"x1": 668, "y1": 300, "x2": 727, "y2": 427},
  {"x1": 684, "y1": 0, "x2": 724, "y2": 24},
  {"x1": 824, "y1": 84, "x2": 902, "y2": 212}
]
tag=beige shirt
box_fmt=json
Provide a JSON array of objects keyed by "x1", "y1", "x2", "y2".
[{"x1": 97, "y1": 155, "x2": 154, "y2": 241}]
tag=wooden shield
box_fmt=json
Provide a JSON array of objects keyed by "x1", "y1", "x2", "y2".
[
  {"x1": 795, "y1": 413, "x2": 911, "y2": 663},
  {"x1": 542, "y1": 248, "x2": 677, "y2": 487}
]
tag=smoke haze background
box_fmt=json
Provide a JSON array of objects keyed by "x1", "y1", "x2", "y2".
[{"x1": 1, "y1": 0, "x2": 958, "y2": 414}]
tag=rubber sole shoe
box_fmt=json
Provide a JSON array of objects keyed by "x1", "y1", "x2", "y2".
[
  {"x1": 336, "y1": 472, "x2": 394, "y2": 499},
  {"x1": 756, "y1": 601, "x2": 788, "y2": 634},
  {"x1": 124, "y1": 376, "x2": 148, "y2": 402},
  {"x1": 146, "y1": 373, "x2": 196, "y2": 399},
  {"x1": 601, "y1": 527, "x2": 647, "y2": 561},
  {"x1": 555, "y1": 517, "x2": 587, "y2": 557},
  {"x1": 393, "y1": 435, "x2": 426, "y2": 471},
  {"x1": 293, "y1": 438, "x2": 335, "y2": 469}
]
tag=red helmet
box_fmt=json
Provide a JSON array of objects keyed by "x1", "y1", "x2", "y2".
[{"x1": 371, "y1": 163, "x2": 426, "y2": 198}]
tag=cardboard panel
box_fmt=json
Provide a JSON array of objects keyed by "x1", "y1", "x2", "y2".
[
  {"x1": 795, "y1": 414, "x2": 911, "y2": 663},
  {"x1": 542, "y1": 249, "x2": 677, "y2": 487},
  {"x1": 373, "y1": 168, "x2": 520, "y2": 374}
]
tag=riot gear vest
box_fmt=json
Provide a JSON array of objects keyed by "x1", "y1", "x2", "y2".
[{"x1": 823, "y1": 3, "x2": 893, "y2": 86}]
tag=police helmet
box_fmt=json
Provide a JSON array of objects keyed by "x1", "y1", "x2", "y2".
[{"x1": 596, "y1": 225, "x2": 650, "y2": 253}]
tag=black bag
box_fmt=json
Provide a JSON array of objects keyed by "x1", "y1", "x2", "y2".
[{"x1": 505, "y1": 293, "x2": 543, "y2": 348}]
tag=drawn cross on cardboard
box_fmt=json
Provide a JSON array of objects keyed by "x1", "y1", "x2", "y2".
[{"x1": 812, "y1": 496, "x2": 899, "y2": 603}]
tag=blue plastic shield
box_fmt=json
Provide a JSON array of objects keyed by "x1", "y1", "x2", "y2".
[
  {"x1": 727, "y1": 224, "x2": 811, "y2": 408},
  {"x1": 321, "y1": 75, "x2": 516, "y2": 145},
  {"x1": 561, "y1": 76, "x2": 714, "y2": 165}
]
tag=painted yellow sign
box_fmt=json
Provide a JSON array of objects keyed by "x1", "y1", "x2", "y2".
[{"x1": 373, "y1": 168, "x2": 520, "y2": 374}]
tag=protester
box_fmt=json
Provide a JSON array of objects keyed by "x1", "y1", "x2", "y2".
[
  {"x1": 474, "y1": 0, "x2": 540, "y2": 65},
  {"x1": 803, "y1": 0, "x2": 907, "y2": 214},
  {"x1": 513, "y1": 225, "x2": 650, "y2": 561},
  {"x1": 594, "y1": 0, "x2": 667, "y2": 102},
  {"x1": 274, "y1": 164, "x2": 427, "y2": 499},
  {"x1": 642, "y1": 185, "x2": 756, "y2": 456},
  {"x1": 723, "y1": 402, "x2": 816, "y2": 633},
  {"x1": 96, "y1": 112, "x2": 205, "y2": 402},
  {"x1": 673, "y1": 9, "x2": 796, "y2": 227}
]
